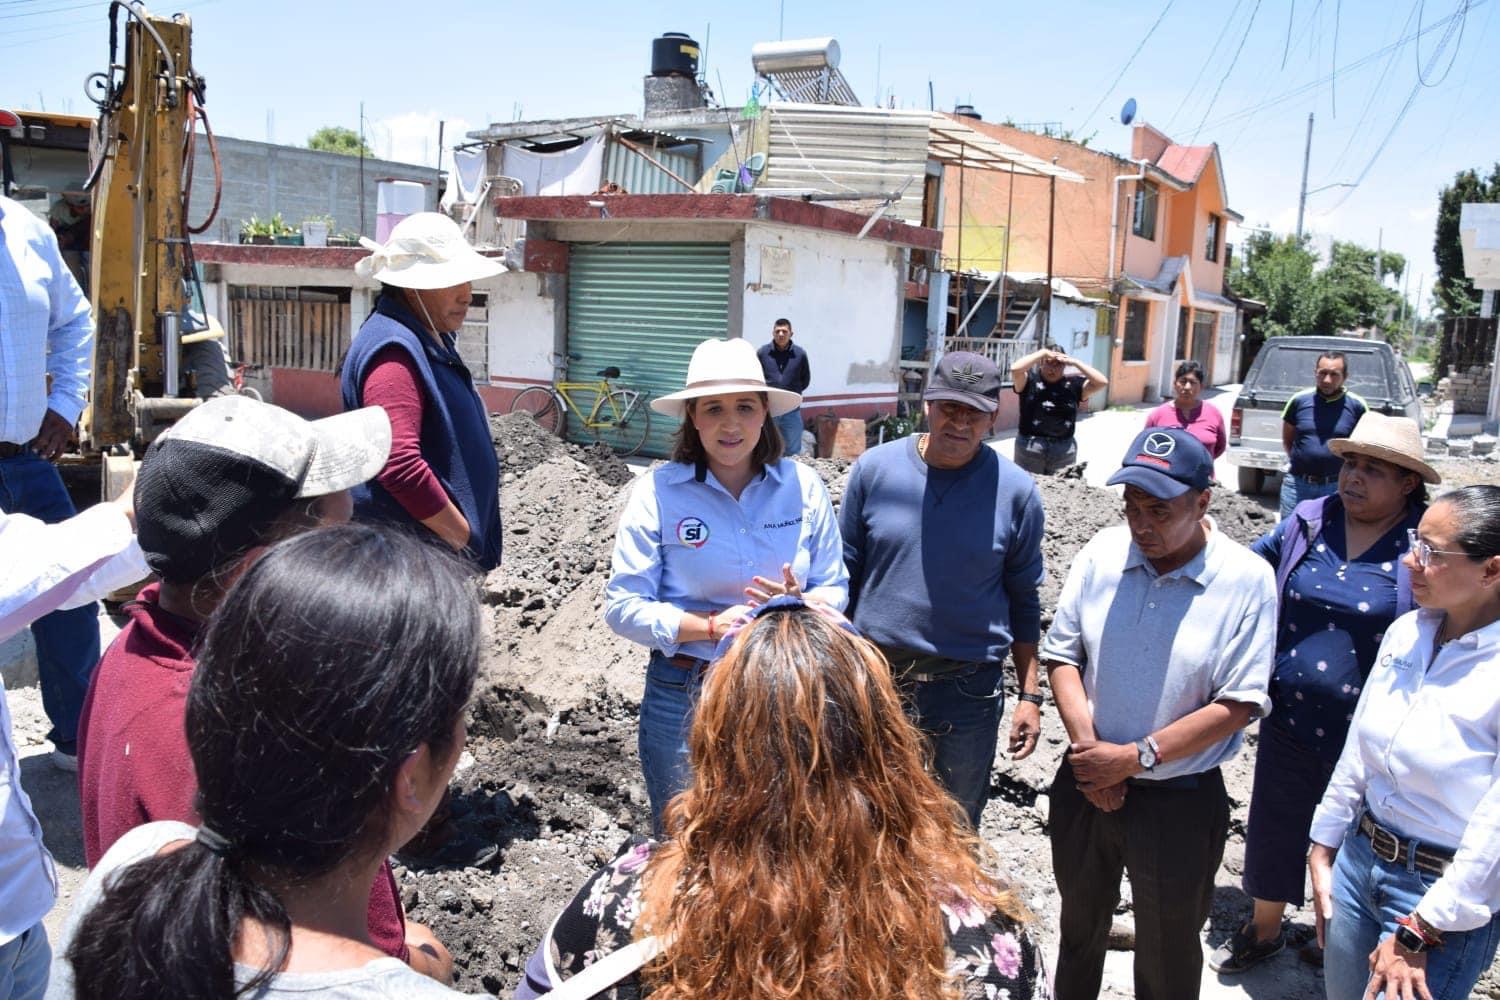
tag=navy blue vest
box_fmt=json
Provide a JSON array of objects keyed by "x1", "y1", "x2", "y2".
[{"x1": 340, "y1": 293, "x2": 502, "y2": 571}]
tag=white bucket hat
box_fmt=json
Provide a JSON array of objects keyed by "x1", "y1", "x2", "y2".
[
  {"x1": 651, "y1": 338, "x2": 802, "y2": 418},
  {"x1": 1329, "y1": 411, "x2": 1441, "y2": 485},
  {"x1": 354, "y1": 212, "x2": 505, "y2": 289}
]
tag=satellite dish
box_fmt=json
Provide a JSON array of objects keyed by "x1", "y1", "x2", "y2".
[{"x1": 1120, "y1": 98, "x2": 1137, "y2": 125}]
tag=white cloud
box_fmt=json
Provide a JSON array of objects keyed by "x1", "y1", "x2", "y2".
[{"x1": 368, "y1": 111, "x2": 474, "y2": 174}]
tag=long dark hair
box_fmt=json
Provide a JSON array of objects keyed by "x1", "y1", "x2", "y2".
[
  {"x1": 66, "y1": 525, "x2": 481, "y2": 999},
  {"x1": 670, "y1": 392, "x2": 785, "y2": 468}
]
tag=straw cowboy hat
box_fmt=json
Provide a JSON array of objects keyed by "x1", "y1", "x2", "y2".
[
  {"x1": 1329, "y1": 411, "x2": 1441, "y2": 485},
  {"x1": 354, "y1": 212, "x2": 505, "y2": 289},
  {"x1": 651, "y1": 338, "x2": 802, "y2": 418}
]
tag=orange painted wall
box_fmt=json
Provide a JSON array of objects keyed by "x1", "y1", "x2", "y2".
[
  {"x1": 938, "y1": 121, "x2": 1135, "y2": 297},
  {"x1": 1109, "y1": 298, "x2": 1156, "y2": 403}
]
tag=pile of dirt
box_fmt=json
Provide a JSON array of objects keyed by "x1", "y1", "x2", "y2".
[{"x1": 401, "y1": 425, "x2": 1488, "y2": 997}]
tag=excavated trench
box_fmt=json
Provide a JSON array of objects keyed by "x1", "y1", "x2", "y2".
[{"x1": 401, "y1": 414, "x2": 1417, "y2": 998}]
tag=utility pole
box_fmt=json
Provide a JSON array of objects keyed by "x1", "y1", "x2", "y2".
[
  {"x1": 1410, "y1": 272, "x2": 1425, "y2": 344},
  {"x1": 1295, "y1": 112, "x2": 1313, "y2": 241},
  {"x1": 1043, "y1": 173, "x2": 1057, "y2": 344}
]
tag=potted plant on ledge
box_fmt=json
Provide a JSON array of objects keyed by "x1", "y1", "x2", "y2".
[{"x1": 301, "y1": 214, "x2": 333, "y2": 247}]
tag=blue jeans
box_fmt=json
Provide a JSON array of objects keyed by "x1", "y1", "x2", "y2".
[
  {"x1": 1326, "y1": 814, "x2": 1500, "y2": 1000},
  {"x1": 638, "y1": 652, "x2": 707, "y2": 834},
  {"x1": 899, "y1": 662, "x2": 1006, "y2": 828},
  {"x1": 1279, "y1": 472, "x2": 1339, "y2": 519},
  {"x1": 0, "y1": 452, "x2": 101, "y2": 753},
  {"x1": 0, "y1": 922, "x2": 51, "y2": 1000},
  {"x1": 774, "y1": 408, "x2": 804, "y2": 456}
]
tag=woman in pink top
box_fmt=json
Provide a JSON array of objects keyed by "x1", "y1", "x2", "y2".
[{"x1": 1144, "y1": 360, "x2": 1226, "y2": 458}]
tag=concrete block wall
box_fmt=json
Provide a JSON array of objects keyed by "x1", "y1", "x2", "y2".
[
  {"x1": 190, "y1": 135, "x2": 440, "y2": 244},
  {"x1": 1438, "y1": 364, "x2": 1494, "y2": 414}
]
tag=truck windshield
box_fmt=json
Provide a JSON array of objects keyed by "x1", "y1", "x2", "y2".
[{"x1": 1253, "y1": 345, "x2": 1390, "y2": 399}]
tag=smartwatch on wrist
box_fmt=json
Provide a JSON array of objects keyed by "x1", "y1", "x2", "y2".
[{"x1": 1396, "y1": 914, "x2": 1441, "y2": 953}]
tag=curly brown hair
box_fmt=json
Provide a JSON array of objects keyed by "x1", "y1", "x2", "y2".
[
  {"x1": 637, "y1": 606, "x2": 1025, "y2": 999},
  {"x1": 670, "y1": 394, "x2": 785, "y2": 468}
]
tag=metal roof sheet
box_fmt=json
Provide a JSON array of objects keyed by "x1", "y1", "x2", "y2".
[{"x1": 928, "y1": 115, "x2": 1085, "y2": 182}]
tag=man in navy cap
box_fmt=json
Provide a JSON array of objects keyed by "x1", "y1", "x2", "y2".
[
  {"x1": 1041, "y1": 427, "x2": 1277, "y2": 1000},
  {"x1": 841, "y1": 351, "x2": 1046, "y2": 828}
]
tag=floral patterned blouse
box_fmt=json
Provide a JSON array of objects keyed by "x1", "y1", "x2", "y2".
[{"x1": 516, "y1": 837, "x2": 1051, "y2": 1000}]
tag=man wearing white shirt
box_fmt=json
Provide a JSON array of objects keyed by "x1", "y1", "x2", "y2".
[
  {"x1": 0, "y1": 488, "x2": 145, "y2": 1000},
  {"x1": 1042, "y1": 428, "x2": 1277, "y2": 1000},
  {"x1": 0, "y1": 193, "x2": 98, "y2": 773}
]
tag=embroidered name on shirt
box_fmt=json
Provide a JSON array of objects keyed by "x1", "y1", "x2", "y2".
[
  {"x1": 676, "y1": 517, "x2": 710, "y2": 548},
  {"x1": 1380, "y1": 652, "x2": 1414, "y2": 672},
  {"x1": 762, "y1": 517, "x2": 803, "y2": 530}
]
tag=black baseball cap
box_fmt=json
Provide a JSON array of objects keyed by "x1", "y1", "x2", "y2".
[
  {"x1": 924, "y1": 351, "x2": 1003, "y2": 414},
  {"x1": 1106, "y1": 427, "x2": 1215, "y2": 499},
  {"x1": 135, "y1": 396, "x2": 391, "y2": 582}
]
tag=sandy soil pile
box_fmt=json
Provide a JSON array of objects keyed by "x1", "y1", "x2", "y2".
[{"x1": 400, "y1": 419, "x2": 1491, "y2": 997}]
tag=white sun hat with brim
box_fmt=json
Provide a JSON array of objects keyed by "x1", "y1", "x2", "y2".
[
  {"x1": 651, "y1": 338, "x2": 802, "y2": 418},
  {"x1": 1328, "y1": 411, "x2": 1441, "y2": 485},
  {"x1": 354, "y1": 212, "x2": 505, "y2": 289}
]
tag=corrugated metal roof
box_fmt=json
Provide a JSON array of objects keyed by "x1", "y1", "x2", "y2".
[
  {"x1": 761, "y1": 104, "x2": 931, "y2": 222},
  {"x1": 604, "y1": 142, "x2": 697, "y2": 194}
]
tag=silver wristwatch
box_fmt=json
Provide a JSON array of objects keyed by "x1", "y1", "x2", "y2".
[{"x1": 1135, "y1": 735, "x2": 1160, "y2": 772}]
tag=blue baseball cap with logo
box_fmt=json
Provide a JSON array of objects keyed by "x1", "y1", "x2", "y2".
[{"x1": 1106, "y1": 427, "x2": 1215, "y2": 499}]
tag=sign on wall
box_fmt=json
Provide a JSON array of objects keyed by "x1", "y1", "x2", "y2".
[{"x1": 759, "y1": 245, "x2": 795, "y2": 294}]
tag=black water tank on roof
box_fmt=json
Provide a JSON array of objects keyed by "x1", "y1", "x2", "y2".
[
  {"x1": 953, "y1": 104, "x2": 982, "y2": 120},
  {"x1": 651, "y1": 33, "x2": 700, "y2": 78}
]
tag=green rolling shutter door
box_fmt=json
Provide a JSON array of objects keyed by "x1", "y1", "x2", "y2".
[{"x1": 567, "y1": 242, "x2": 732, "y2": 458}]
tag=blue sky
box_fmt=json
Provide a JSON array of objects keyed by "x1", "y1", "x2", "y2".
[{"x1": 7, "y1": 0, "x2": 1495, "y2": 309}]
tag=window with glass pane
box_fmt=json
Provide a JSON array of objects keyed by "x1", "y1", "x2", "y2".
[
  {"x1": 1123, "y1": 300, "x2": 1149, "y2": 361},
  {"x1": 1205, "y1": 214, "x2": 1221, "y2": 261},
  {"x1": 1132, "y1": 181, "x2": 1158, "y2": 240}
]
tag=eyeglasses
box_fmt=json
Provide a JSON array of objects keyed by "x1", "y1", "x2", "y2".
[{"x1": 1406, "y1": 529, "x2": 1468, "y2": 568}]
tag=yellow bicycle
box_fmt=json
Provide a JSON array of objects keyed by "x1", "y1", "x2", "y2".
[{"x1": 508, "y1": 354, "x2": 653, "y2": 457}]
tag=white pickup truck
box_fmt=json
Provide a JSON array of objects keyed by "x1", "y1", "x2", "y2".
[{"x1": 1228, "y1": 336, "x2": 1422, "y2": 495}]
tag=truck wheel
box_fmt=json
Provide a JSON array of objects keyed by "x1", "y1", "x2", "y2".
[{"x1": 1237, "y1": 467, "x2": 1266, "y2": 496}]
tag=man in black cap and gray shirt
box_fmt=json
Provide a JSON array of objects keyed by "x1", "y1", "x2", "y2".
[
  {"x1": 841, "y1": 352, "x2": 1046, "y2": 827},
  {"x1": 1042, "y1": 427, "x2": 1276, "y2": 999}
]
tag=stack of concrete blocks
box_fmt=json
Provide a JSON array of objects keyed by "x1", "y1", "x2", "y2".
[{"x1": 1437, "y1": 364, "x2": 1495, "y2": 414}]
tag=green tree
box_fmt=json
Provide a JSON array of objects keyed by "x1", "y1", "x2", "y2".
[
  {"x1": 1230, "y1": 232, "x2": 1409, "y2": 341},
  {"x1": 1433, "y1": 163, "x2": 1500, "y2": 318},
  {"x1": 307, "y1": 126, "x2": 372, "y2": 157},
  {"x1": 1228, "y1": 231, "x2": 1322, "y2": 338}
]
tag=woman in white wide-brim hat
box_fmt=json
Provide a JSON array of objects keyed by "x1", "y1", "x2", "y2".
[
  {"x1": 339, "y1": 212, "x2": 506, "y2": 572},
  {"x1": 604, "y1": 337, "x2": 849, "y2": 832}
]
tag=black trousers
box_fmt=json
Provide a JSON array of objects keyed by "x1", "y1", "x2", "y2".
[{"x1": 1049, "y1": 758, "x2": 1229, "y2": 1000}]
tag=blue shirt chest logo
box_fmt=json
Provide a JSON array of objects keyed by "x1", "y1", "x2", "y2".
[{"x1": 675, "y1": 517, "x2": 710, "y2": 548}]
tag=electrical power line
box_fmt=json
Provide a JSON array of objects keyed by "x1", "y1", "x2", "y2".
[
  {"x1": 1189, "y1": 0, "x2": 1263, "y2": 143},
  {"x1": 1194, "y1": 0, "x2": 1484, "y2": 134},
  {"x1": 1075, "y1": 0, "x2": 1175, "y2": 134},
  {"x1": 1416, "y1": 0, "x2": 1471, "y2": 86},
  {"x1": 1165, "y1": 0, "x2": 1245, "y2": 132}
]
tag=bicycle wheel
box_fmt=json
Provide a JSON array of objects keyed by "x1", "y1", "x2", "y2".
[
  {"x1": 509, "y1": 386, "x2": 562, "y2": 435},
  {"x1": 236, "y1": 386, "x2": 263, "y2": 402},
  {"x1": 591, "y1": 389, "x2": 651, "y2": 457}
]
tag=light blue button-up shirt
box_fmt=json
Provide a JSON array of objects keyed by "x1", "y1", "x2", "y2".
[
  {"x1": 605, "y1": 459, "x2": 848, "y2": 660},
  {"x1": 0, "y1": 196, "x2": 93, "y2": 444}
]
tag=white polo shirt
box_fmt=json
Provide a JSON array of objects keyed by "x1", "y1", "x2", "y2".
[{"x1": 1042, "y1": 519, "x2": 1277, "y2": 781}]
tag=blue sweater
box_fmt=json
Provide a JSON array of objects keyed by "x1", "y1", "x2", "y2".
[
  {"x1": 840, "y1": 437, "x2": 1044, "y2": 663},
  {"x1": 340, "y1": 293, "x2": 502, "y2": 571}
]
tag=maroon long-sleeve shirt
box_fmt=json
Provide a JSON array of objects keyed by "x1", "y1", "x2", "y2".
[{"x1": 361, "y1": 345, "x2": 450, "y2": 521}]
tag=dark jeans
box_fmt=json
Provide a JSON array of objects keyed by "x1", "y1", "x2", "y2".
[
  {"x1": 637, "y1": 651, "x2": 707, "y2": 835},
  {"x1": 1243, "y1": 720, "x2": 1336, "y2": 905},
  {"x1": 1049, "y1": 758, "x2": 1229, "y2": 1000},
  {"x1": 898, "y1": 661, "x2": 1006, "y2": 828},
  {"x1": 0, "y1": 452, "x2": 101, "y2": 753}
]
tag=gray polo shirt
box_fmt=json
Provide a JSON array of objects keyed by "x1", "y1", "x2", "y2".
[{"x1": 1041, "y1": 519, "x2": 1276, "y2": 781}]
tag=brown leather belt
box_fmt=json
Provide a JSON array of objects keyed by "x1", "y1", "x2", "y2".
[
  {"x1": 0, "y1": 442, "x2": 27, "y2": 459},
  {"x1": 1358, "y1": 811, "x2": 1454, "y2": 876},
  {"x1": 664, "y1": 653, "x2": 709, "y2": 672}
]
